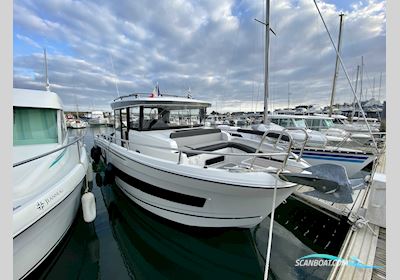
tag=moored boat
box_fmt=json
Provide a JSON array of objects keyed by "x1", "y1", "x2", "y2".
[
  {"x1": 13, "y1": 88, "x2": 91, "y2": 279},
  {"x1": 93, "y1": 92, "x2": 315, "y2": 228}
]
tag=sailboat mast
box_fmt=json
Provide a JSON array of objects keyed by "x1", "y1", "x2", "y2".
[
  {"x1": 328, "y1": 13, "x2": 344, "y2": 117},
  {"x1": 351, "y1": 65, "x2": 360, "y2": 122},
  {"x1": 263, "y1": 0, "x2": 270, "y2": 123},
  {"x1": 372, "y1": 77, "x2": 375, "y2": 99},
  {"x1": 378, "y1": 72, "x2": 382, "y2": 103},
  {"x1": 360, "y1": 56, "x2": 363, "y2": 102}
]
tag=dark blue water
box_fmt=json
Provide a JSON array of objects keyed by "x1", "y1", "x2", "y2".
[{"x1": 26, "y1": 126, "x2": 349, "y2": 280}]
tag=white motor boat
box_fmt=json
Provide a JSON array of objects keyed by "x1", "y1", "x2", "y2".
[
  {"x1": 219, "y1": 122, "x2": 328, "y2": 148},
  {"x1": 69, "y1": 119, "x2": 88, "y2": 129},
  {"x1": 88, "y1": 111, "x2": 108, "y2": 125},
  {"x1": 219, "y1": 119, "x2": 376, "y2": 178},
  {"x1": 310, "y1": 114, "x2": 376, "y2": 146},
  {"x1": 92, "y1": 93, "x2": 316, "y2": 228},
  {"x1": 93, "y1": 93, "x2": 361, "y2": 228},
  {"x1": 13, "y1": 88, "x2": 91, "y2": 279}
]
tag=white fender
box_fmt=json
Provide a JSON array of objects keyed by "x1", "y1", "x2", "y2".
[{"x1": 81, "y1": 192, "x2": 96, "y2": 222}]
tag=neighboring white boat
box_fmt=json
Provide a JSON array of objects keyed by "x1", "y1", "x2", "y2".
[
  {"x1": 305, "y1": 115, "x2": 374, "y2": 147},
  {"x1": 13, "y1": 88, "x2": 91, "y2": 279},
  {"x1": 69, "y1": 119, "x2": 88, "y2": 129},
  {"x1": 316, "y1": 114, "x2": 380, "y2": 133},
  {"x1": 88, "y1": 111, "x2": 108, "y2": 125},
  {"x1": 219, "y1": 119, "x2": 328, "y2": 148},
  {"x1": 93, "y1": 93, "x2": 321, "y2": 228},
  {"x1": 204, "y1": 115, "x2": 223, "y2": 127},
  {"x1": 219, "y1": 116, "x2": 376, "y2": 178}
]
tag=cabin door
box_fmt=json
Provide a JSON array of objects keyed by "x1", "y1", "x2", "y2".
[{"x1": 121, "y1": 108, "x2": 128, "y2": 147}]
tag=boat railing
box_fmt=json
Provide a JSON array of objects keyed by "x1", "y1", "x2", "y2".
[
  {"x1": 100, "y1": 134, "x2": 294, "y2": 172},
  {"x1": 13, "y1": 135, "x2": 85, "y2": 168},
  {"x1": 282, "y1": 128, "x2": 310, "y2": 161},
  {"x1": 248, "y1": 129, "x2": 294, "y2": 170},
  {"x1": 113, "y1": 92, "x2": 191, "y2": 102}
]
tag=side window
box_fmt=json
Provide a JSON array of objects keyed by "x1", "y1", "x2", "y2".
[
  {"x1": 271, "y1": 118, "x2": 279, "y2": 125},
  {"x1": 121, "y1": 108, "x2": 127, "y2": 128},
  {"x1": 312, "y1": 119, "x2": 320, "y2": 130},
  {"x1": 60, "y1": 110, "x2": 66, "y2": 142},
  {"x1": 129, "y1": 107, "x2": 140, "y2": 129},
  {"x1": 114, "y1": 110, "x2": 121, "y2": 130},
  {"x1": 279, "y1": 119, "x2": 290, "y2": 127}
]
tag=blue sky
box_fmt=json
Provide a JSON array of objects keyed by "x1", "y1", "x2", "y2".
[{"x1": 13, "y1": 0, "x2": 386, "y2": 112}]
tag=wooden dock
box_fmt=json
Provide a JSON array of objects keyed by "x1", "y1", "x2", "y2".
[{"x1": 294, "y1": 150, "x2": 386, "y2": 280}]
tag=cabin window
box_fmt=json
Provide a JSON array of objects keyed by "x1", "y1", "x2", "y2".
[
  {"x1": 60, "y1": 110, "x2": 67, "y2": 142},
  {"x1": 141, "y1": 106, "x2": 204, "y2": 130},
  {"x1": 13, "y1": 107, "x2": 58, "y2": 145},
  {"x1": 129, "y1": 107, "x2": 140, "y2": 129},
  {"x1": 121, "y1": 108, "x2": 127, "y2": 128},
  {"x1": 306, "y1": 119, "x2": 318, "y2": 130},
  {"x1": 270, "y1": 118, "x2": 279, "y2": 125},
  {"x1": 114, "y1": 110, "x2": 121, "y2": 129},
  {"x1": 323, "y1": 119, "x2": 334, "y2": 128},
  {"x1": 293, "y1": 118, "x2": 307, "y2": 128},
  {"x1": 279, "y1": 118, "x2": 291, "y2": 127}
]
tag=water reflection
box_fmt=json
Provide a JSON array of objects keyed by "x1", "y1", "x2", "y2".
[
  {"x1": 101, "y1": 183, "x2": 264, "y2": 279},
  {"x1": 25, "y1": 211, "x2": 100, "y2": 280}
]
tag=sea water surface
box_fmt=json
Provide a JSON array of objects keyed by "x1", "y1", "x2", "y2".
[{"x1": 26, "y1": 126, "x2": 349, "y2": 280}]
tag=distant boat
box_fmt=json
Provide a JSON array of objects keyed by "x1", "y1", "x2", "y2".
[{"x1": 88, "y1": 111, "x2": 108, "y2": 125}]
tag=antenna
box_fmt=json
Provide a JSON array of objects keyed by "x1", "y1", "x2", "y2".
[
  {"x1": 187, "y1": 87, "x2": 192, "y2": 99},
  {"x1": 109, "y1": 54, "x2": 120, "y2": 97},
  {"x1": 43, "y1": 48, "x2": 50, "y2": 91}
]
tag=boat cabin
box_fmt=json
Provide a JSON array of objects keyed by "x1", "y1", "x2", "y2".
[
  {"x1": 13, "y1": 88, "x2": 67, "y2": 147},
  {"x1": 111, "y1": 94, "x2": 211, "y2": 148},
  {"x1": 268, "y1": 114, "x2": 336, "y2": 132},
  {"x1": 268, "y1": 115, "x2": 308, "y2": 129}
]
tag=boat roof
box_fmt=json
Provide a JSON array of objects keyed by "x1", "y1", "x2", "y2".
[
  {"x1": 13, "y1": 88, "x2": 63, "y2": 110},
  {"x1": 111, "y1": 94, "x2": 211, "y2": 110},
  {"x1": 315, "y1": 114, "x2": 347, "y2": 119},
  {"x1": 269, "y1": 114, "x2": 335, "y2": 120},
  {"x1": 269, "y1": 114, "x2": 311, "y2": 119}
]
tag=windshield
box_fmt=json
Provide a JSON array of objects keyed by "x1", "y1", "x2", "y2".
[
  {"x1": 293, "y1": 119, "x2": 307, "y2": 128},
  {"x1": 129, "y1": 106, "x2": 207, "y2": 130},
  {"x1": 14, "y1": 107, "x2": 58, "y2": 145}
]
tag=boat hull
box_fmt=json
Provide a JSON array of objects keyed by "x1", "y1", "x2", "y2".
[
  {"x1": 292, "y1": 148, "x2": 375, "y2": 178},
  {"x1": 13, "y1": 179, "x2": 84, "y2": 279},
  {"x1": 96, "y1": 140, "x2": 297, "y2": 228}
]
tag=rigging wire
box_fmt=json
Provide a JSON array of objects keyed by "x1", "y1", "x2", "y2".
[{"x1": 312, "y1": 0, "x2": 378, "y2": 151}]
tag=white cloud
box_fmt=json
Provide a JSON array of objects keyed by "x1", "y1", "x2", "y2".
[{"x1": 13, "y1": 0, "x2": 386, "y2": 112}]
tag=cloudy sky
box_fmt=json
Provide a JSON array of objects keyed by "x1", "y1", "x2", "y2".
[{"x1": 13, "y1": 0, "x2": 386, "y2": 112}]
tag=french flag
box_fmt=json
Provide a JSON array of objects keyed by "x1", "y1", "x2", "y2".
[{"x1": 150, "y1": 83, "x2": 160, "y2": 98}]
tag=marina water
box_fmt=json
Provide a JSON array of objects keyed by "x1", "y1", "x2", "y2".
[{"x1": 26, "y1": 126, "x2": 349, "y2": 280}]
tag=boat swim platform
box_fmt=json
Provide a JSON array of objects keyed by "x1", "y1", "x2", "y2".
[{"x1": 292, "y1": 153, "x2": 386, "y2": 279}]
